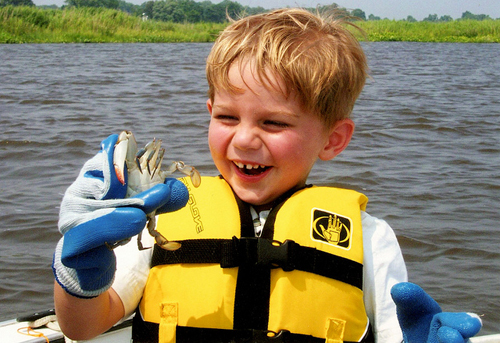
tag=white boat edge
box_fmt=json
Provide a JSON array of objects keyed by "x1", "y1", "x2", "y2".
[
  {"x1": 0, "y1": 314, "x2": 132, "y2": 343},
  {"x1": 471, "y1": 335, "x2": 500, "y2": 343},
  {"x1": 0, "y1": 311, "x2": 498, "y2": 343}
]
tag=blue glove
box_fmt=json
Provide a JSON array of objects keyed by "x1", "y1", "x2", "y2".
[
  {"x1": 391, "y1": 282, "x2": 482, "y2": 343},
  {"x1": 53, "y1": 134, "x2": 188, "y2": 298}
]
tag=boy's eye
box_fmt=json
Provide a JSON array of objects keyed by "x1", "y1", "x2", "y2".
[
  {"x1": 264, "y1": 120, "x2": 289, "y2": 128},
  {"x1": 215, "y1": 115, "x2": 238, "y2": 122}
]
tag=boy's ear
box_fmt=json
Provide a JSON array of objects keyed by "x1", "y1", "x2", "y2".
[
  {"x1": 206, "y1": 99, "x2": 213, "y2": 115},
  {"x1": 318, "y1": 119, "x2": 355, "y2": 161}
]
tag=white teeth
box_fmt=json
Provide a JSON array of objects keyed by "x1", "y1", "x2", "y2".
[{"x1": 234, "y1": 162, "x2": 265, "y2": 169}]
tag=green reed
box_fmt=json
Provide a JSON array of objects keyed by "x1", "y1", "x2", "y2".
[
  {"x1": 0, "y1": 6, "x2": 226, "y2": 43},
  {"x1": 354, "y1": 19, "x2": 500, "y2": 43},
  {"x1": 1, "y1": 6, "x2": 499, "y2": 44}
]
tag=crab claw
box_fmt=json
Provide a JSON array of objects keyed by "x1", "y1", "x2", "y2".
[
  {"x1": 189, "y1": 168, "x2": 201, "y2": 187},
  {"x1": 178, "y1": 162, "x2": 202, "y2": 187},
  {"x1": 166, "y1": 161, "x2": 202, "y2": 188},
  {"x1": 113, "y1": 131, "x2": 138, "y2": 185}
]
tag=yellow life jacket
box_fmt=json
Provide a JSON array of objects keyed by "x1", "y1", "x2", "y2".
[{"x1": 133, "y1": 176, "x2": 372, "y2": 343}]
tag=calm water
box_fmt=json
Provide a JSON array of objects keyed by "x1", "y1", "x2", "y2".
[{"x1": 0, "y1": 42, "x2": 499, "y2": 335}]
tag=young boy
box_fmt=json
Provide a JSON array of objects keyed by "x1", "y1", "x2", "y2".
[{"x1": 53, "y1": 8, "x2": 481, "y2": 343}]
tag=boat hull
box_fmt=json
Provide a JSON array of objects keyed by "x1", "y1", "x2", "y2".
[{"x1": 1, "y1": 313, "x2": 498, "y2": 342}]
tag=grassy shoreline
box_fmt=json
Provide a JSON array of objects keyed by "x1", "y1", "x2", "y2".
[
  {"x1": 1, "y1": 6, "x2": 499, "y2": 44},
  {"x1": 356, "y1": 19, "x2": 500, "y2": 43},
  {"x1": 1, "y1": 6, "x2": 226, "y2": 43}
]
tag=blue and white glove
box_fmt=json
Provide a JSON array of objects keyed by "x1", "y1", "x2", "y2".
[
  {"x1": 53, "y1": 134, "x2": 188, "y2": 298},
  {"x1": 391, "y1": 282, "x2": 482, "y2": 343}
]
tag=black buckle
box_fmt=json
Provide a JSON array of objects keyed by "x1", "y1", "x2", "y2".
[
  {"x1": 256, "y1": 239, "x2": 296, "y2": 271},
  {"x1": 221, "y1": 237, "x2": 297, "y2": 271}
]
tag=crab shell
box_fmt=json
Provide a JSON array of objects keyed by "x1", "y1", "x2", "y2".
[{"x1": 111, "y1": 130, "x2": 201, "y2": 251}]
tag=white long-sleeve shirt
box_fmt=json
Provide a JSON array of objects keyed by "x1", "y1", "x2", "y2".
[{"x1": 112, "y1": 210, "x2": 407, "y2": 342}]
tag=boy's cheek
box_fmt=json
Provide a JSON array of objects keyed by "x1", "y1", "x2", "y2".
[{"x1": 207, "y1": 131, "x2": 220, "y2": 154}]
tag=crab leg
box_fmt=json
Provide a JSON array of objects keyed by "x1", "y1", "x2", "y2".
[{"x1": 138, "y1": 212, "x2": 181, "y2": 251}]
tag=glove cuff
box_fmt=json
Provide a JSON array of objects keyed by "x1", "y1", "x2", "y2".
[{"x1": 53, "y1": 238, "x2": 115, "y2": 299}]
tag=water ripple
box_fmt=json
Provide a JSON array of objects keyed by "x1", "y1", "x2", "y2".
[{"x1": 0, "y1": 42, "x2": 499, "y2": 334}]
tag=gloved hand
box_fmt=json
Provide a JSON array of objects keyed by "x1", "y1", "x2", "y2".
[
  {"x1": 391, "y1": 282, "x2": 482, "y2": 343},
  {"x1": 52, "y1": 134, "x2": 188, "y2": 298}
]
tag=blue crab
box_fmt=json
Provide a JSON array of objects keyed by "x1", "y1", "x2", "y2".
[{"x1": 113, "y1": 130, "x2": 201, "y2": 250}]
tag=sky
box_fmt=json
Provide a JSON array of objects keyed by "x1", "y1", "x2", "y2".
[{"x1": 32, "y1": 0, "x2": 500, "y2": 21}]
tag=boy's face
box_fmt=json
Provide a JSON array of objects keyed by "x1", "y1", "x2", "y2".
[{"x1": 207, "y1": 61, "x2": 335, "y2": 209}]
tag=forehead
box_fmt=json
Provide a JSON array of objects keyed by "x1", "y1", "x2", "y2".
[{"x1": 224, "y1": 60, "x2": 290, "y2": 99}]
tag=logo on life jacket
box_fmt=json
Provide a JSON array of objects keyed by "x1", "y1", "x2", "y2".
[
  {"x1": 180, "y1": 178, "x2": 204, "y2": 234},
  {"x1": 311, "y1": 208, "x2": 351, "y2": 249}
]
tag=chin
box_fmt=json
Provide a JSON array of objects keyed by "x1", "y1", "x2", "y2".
[
  {"x1": 233, "y1": 188, "x2": 278, "y2": 210},
  {"x1": 236, "y1": 193, "x2": 266, "y2": 206}
]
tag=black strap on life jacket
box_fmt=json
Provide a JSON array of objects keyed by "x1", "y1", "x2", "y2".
[
  {"x1": 132, "y1": 317, "x2": 374, "y2": 343},
  {"x1": 150, "y1": 237, "x2": 363, "y2": 290}
]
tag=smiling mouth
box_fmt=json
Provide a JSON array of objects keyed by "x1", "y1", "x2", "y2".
[{"x1": 234, "y1": 161, "x2": 270, "y2": 176}]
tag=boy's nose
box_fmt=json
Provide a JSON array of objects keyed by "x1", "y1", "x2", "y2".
[{"x1": 232, "y1": 127, "x2": 261, "y2": 151}]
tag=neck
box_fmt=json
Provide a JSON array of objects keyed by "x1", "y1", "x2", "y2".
[{"x1": 251, "y1": 184, "x2": 309, "y2": 213}]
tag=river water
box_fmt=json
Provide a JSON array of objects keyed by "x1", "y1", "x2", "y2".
[{"x1": 0, "y1": 42, "x2": 499, "y2": 335}]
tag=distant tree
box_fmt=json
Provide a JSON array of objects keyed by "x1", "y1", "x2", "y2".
[
  {"x1": 199, "y1": 0, "x2": 224, "y2": 22},
  {"x1": 145, "y1": 0, "x2": 245, "y2": 23},
  {"x1": 142, "y1": 1, "x2": 154, "y2": 20},
  {"x1": 65, "y1": 0, "x2": 119, "y2": 9},
  {"x1": 39, "y1": 4, "x2": 59, "y2": 9},
  {"x1": 218, "y1": 0, "x2": 243, "y2": 19},
  {"x1": 314, "y1": 3, "x2": 349, "y2": 18},
  {"x1": 151, "y1": 0, "x2": 171, "y2": 21},
  {"x1": 423, "y1": 13, "x2": 439, "y2": 22},
  {"x1": 149, "y1": 0, "x2": 199, "y2": 23},
  {"x1": 439, "y1": 15, "x2": 453, "y2": 22},
  {"x1": 405, "y1": 15, "x2": 417, "y2": 22},
  {"x1": 314, "y1": 3, "x2": 351, "y2": 20},
  {"x1": 351, "y1": 8, "x2": 366, "y2": 20},
  {"x1": 177, "y1": 0, "x2": 202, "y2": 22},
  {"x1": 0, "y1": 0, "x2": 34, "y2": 6},
  {"x1": 461, "y1": 11, "x2": 491, "y2": 20},
  {"x1": 317, "y1": 3, "x2": 339, "y2": 13},
  {"x1": 243, "y1": 5, "x2": 266, "y2": 16},
  {"x1": 118, "y1": 0, "x2": 141, "y2": 15},
  {"x1": 368, "y1": 14, "x2": 381, "y2": 21},
  {"x1": 461, "y1": 11, "x2": 473, "y2": 19},
  {"x1": 107, "y1": 0, "x2": 118, "y2": 9}
]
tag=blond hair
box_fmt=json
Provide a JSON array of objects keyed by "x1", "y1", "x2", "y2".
[{"x1": 206, "y1": 8, "x2": 368, "y2": 127}]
